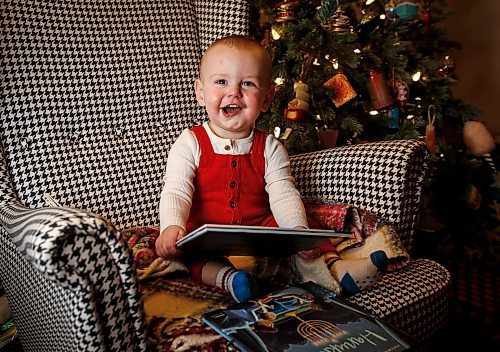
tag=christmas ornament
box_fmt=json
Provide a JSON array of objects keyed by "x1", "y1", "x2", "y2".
[
  {"x1": 385, "y1": 1, "x2": 398, "y2": 21},
  {"x1": 387, "y1": 78, "x2": 409, "y2": 105},
  {"x1": 323, "y1": 73, "x2": 357, "y2": 108},
  {"x1": 425, "y1": 105, "x2": 436, "y2": 154},
  {"x1": 463, "y1": 120, "x2": 497, "y2": 173},
  {"x1": 275, "y1": 1, "x2": 300, "y2": 23},
  {"x1": 324, "y1": 10, "x2": 351, "y2": 33},
  {"x1": 284, "y1": 81, "x2": 310, "y2": 123},
  {"x1": 395, "y1": 1, "x2": 419, "y2": 21},
  {"x1": 366, "y1": 69, "x2": 394, "y2": 110},
  {"x1": 387, "y1": 106, "x2": 399, "y2": 129},
  {"x1": 421, "y1": 7, "x2": 431, "y2": 38}
]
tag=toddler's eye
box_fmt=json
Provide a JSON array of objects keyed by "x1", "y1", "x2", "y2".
[
  {"x1": 215, "y1": 79, "x2": 227, "y2": 85},
  {"x1": 242, "y1": 81, "x2": 256, "y2": 87}
]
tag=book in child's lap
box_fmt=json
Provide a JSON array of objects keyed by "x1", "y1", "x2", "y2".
[
  {"x1": 202, "y1": 281, "x2": 417, "y2": 352},
  {"x1": 176, "y1": 224, "x2": 351, "y2": 257}
]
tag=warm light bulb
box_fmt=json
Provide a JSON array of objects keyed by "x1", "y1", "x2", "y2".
[
  {"x1": 271, "y1": 29, "x2": 280, "y2": 40},
  {"x1": 354, "y1": 49, "x2": 361, "y2": 54},
  {"x1": 274, "y1": 77, "x2": 285, "y2": 85},
  {"x1": 332, "y1": 59, "x2": 339, "y2": 69},
  {"x1": 313, "y1": 58, "x2": 320, "y2": 66},
  {"x1": 412, "y1": 71, "x2": 421, "y2": 81},
  {"x1": 274, "y1": 126, "x2": 281, "y2": 138},
  {"x1": 366, "y1": 0, "x2": 375, "y2": 4},
  {"x1": 380, "y1": 14, "x2": 386, "y2": 20},
  {"x1": 369, "y1": 110, "x2": 379, "y2": 115}
]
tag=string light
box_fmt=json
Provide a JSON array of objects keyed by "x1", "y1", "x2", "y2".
[
  {"x1": 274, "y1": 77, "x2": 285, "y2": 85},
  {"x1": 271, "y1": 28, "x2": 280, "y2": 40},
  {"x1": 412, "y1": 71, "x2": 421, "y2": 81},
  {"x1": 332, "y1": 59, "x2": 339, "y2": 69},
  {"x1": 354, "y1": 49, "x2": 361, "y2": 54},
  {"x1": 366, "y1": 0, "x2": 375, "y2": 5},
  {"x1": 274, "y1": 126, "x2": 281, "y2": 138},
  {"x1": 369, "y1": 110, "x2": 379, "y2": 115}
]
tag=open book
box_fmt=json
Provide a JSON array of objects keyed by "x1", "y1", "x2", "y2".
[
  {"x1": 202, "y1": 281, "x2": 417, "y2": 352},
  {"x1": 176, "y1": 224, "x2": 351, "y2": 257}
]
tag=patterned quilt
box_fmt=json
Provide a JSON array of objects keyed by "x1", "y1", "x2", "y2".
[{"x1": 122, "y1": 202, "x2": 410, "y2": 351}]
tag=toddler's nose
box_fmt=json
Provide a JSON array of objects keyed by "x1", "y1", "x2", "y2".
[{"x1": 227, "y1": 84, "x2": 242, "y2": 98}]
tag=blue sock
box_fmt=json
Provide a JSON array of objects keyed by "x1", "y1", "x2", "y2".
[{"x1": 217, "y1": 268, "x2": 255, "y2": 303}]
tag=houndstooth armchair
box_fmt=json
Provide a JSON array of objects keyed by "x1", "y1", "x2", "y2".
[{"x1": 0, "y1": 1, "x2": 450, "y2": 351}]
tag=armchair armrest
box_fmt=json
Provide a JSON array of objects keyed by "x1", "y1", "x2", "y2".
[
  {"x1": 0, "y1": 203, "x2": 147, "y2": 351},
  {"x1": 290, "y1": 139, "x2": 429, "y2": 250}
]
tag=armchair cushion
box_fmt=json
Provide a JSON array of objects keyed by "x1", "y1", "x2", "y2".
[{"x1": 119, "y1": 199, "x2": 443, "y2": 349}]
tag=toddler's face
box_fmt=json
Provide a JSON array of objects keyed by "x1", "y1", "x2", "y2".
[{"x1": 195, "y1": 45, "x2": 274, "y2": 139}]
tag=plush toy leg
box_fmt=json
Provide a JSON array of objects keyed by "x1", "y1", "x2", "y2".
[{"x1": 328, "y1": 250, "x2": 388, "y2": 295}]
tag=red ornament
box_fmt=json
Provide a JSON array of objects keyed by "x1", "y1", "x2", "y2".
[
  {"x1": 366, "y1": 70, "x2": 394, "y2": 110},
  {"x1": 421, "y1": 10, "x2": 431, "y2": 38}
]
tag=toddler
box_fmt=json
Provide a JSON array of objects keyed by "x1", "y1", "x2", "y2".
[{"x1": 156, "y1": 35, "x2": 387, "y2": 301}]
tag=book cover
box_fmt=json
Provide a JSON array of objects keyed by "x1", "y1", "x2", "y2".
[
  {"x1": 176, "y1": 224, "x2": 351, "y2": 257},
  {"x1": 202, "y1": 281, "x2": 416, "y2": 352}
]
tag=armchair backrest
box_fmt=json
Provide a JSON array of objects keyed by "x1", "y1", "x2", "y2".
[{"x1": 1, "y1": 0, "x2": 249, "y2": 229}]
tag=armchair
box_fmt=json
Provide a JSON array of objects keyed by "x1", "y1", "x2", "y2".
[{"x1": 0, "y1": 1, "x2": 450, "y2": 351}]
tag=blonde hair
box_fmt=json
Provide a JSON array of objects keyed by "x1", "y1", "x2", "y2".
[{"x1": 200, "y1": 35, "x2": 273, "y2": 84}]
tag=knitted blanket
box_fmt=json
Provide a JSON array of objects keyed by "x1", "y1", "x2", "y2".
[{"x1": 121, "y1": 203, "x2": 410, "y2": 351}]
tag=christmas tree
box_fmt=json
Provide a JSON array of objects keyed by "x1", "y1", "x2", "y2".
[{"x1": 249, "y1": 0, "x2": 499, "y2": 262}]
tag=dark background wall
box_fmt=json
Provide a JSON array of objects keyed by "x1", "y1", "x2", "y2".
[{"x1": 443, "y1": 0, "x2": 500, "y2": 138}]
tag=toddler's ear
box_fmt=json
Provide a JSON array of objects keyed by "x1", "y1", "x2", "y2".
[
  {"x1": 194, "y1": 79, "x2": 206, "y2": 106},
  {"x1": 261, "y1": 85, "x2": 275, "y2": 112}
]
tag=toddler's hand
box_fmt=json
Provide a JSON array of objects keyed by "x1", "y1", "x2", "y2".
[
  {"x1": 156, "y1": 225, "x2": 186, "y2": 258},
  {"x1": 297, "y1": 248, "x2": 321, "y2": 261},
  {"x1": 293, "y1": 226, "x2": 320, "y2": 261}
]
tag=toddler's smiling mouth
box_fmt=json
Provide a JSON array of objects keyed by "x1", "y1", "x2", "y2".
[{"x1": 222, "y1": 104, "x2": 242, "y2": 117}]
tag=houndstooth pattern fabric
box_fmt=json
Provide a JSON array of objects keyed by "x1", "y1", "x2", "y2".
[
  {"x1": 1, "y1": 0, "x2": 248, "y2": 230},
  {"x1": 290, "y1": 139, "x2": 428, "y2": 251},
  {"x1": 0, "y1": 203, "x2": 147, "y2": 351},
  {"x1": 348, "y1": 258, "x2": 451, "y2": 342},
  {"x1": 1, "y1": 231, "x2": 99, "y2": 352},
  {"x1": 194, "y1": 0, "x2": 250, "y2": 52}
]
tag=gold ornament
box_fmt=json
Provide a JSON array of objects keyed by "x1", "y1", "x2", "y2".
[
  {"x1": 284, "y1": 80, "x2": 310, "y2": 123},
  {"x1": 323, "y1": 74, "x2": 357, "y2": 107},
  {"x1": 324, "y1": 10, "x2": 351, "y2": 33},
  {"x1": 276, "y1": 1, "x2": 300, "y2": 23}
]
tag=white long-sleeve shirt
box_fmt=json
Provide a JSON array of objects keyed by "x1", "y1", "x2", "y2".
[{"x1": 159, "y1": 122, "x2": 308, "y2": 233}]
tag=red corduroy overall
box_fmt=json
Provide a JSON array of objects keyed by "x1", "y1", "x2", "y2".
[{"x1": 184, "y1": 126, "x2": 278, "y2": 281}]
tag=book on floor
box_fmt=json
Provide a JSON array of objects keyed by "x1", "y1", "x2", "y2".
[
  {"x1": 176, "y1": 224, "x2": 351, "y2": 257},
  {"x1": 202, "y1": 281, "x2": 417, "y2": 352}
]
